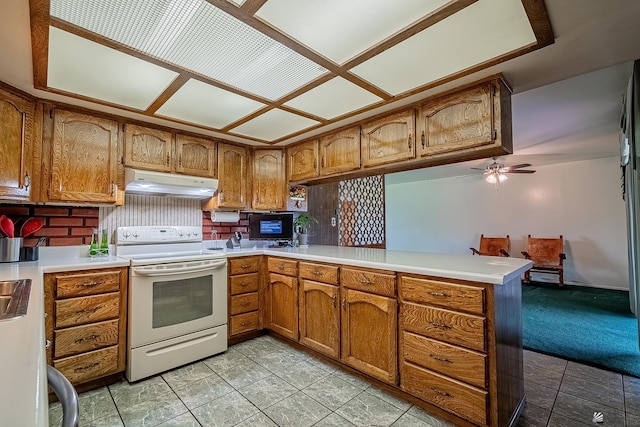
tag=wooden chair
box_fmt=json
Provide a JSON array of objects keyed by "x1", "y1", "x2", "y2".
[
  {"x1": 470, "y1": 235, "x2": 510, "y2": 257},
  {"x1": 521, "y1": 235, "x2": 566, "y2": 286}
]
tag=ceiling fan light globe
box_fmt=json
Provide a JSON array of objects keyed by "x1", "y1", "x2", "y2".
[
  {"x1": 486, "y1": 173, "x2": 498, "y2": 184},
  {"x1": 498, "y1": 173, "x2": 508, "y2": 182}
]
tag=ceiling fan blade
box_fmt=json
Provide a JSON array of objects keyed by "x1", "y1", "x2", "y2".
[
  {"x1": 506, "y1": 169, "x2": 536, "y2": 174},
  {"x1": 504, "y1": 163, "x2": 532, "y2": 170},
  {"x1": 470, "y1": 167, "x2": 487, "y2": 171}
]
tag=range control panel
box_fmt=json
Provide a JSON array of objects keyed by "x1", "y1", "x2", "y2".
[{"x1": 115, "y1": 226, "x2": 202, "y2": 244}]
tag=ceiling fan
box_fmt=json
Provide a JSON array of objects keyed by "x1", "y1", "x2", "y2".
[{"x1": 471, "y1": 158, "x2": 536, "y2": 184}]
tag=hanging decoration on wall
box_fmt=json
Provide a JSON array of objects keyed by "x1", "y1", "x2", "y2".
[{"x1": 287, "y1": 185, "x2": 308, "y2": 211}]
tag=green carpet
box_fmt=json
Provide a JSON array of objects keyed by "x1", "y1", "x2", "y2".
[{"x1": 522, "y1": 282, "x2": 640, "y2": 377}]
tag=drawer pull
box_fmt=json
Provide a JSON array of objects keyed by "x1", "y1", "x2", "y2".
[
  {"x1": 239, "y1": 302, "x2": 250, "y2": 307},
  {"x1": 74, "y1": 362, "x2": 100, "y2": 372},
  {"x1": 430, "y1": 322, "x2": 452, "y2": 330},
  {"x1": 428, "y1": 291, "x2": 450, "y2": 297},
  {"x1": 278, "y1": 264, "x2": 285, "y2": 270},
  {"x1": 359, "y1": 278, "x2": 373, "y2": 285},
  {"x1": 74, "y1": 334, "x2": 100, "y2": 344},
  {"x1": 312, "y1": 271, "x2": 323, "y2": 276},
  {"x1": 79, "y1": 281, "x2": 103, "y2": 287},
  {"x1": 429, "y1": 386, "x2": 452, "y2": 397},
  {"x1": 240, "y1": 282, "x2": 250, "y2": 287},
  {"x1": 45, "y1": 339, "x2": 51, "y2": 349},
  {"x1": 429, "y1": 354, "x2": 453, "y2": 363},
  {"x1": 240, "y1": 264, "x2": 250, "y2": 269},
  {"x1": 240, "y1": 321, "x2": 253, "y2": 326}
]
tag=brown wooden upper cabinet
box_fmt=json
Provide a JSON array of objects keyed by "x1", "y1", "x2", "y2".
[
  {"x1": 214, "y1": 143, "x2": 249, "y2": 210},
  {"x1": 252, "y1": 149, "x2": 285, "y2": 211},
  {"x1": 286, "y1": 140, "x2": 318, "y2": 182},
  {"x1": 124, "y1": 124, "x2": 173, "y2": 173},
  {"x1": 0, "y1": 86, "x2": 34, "y2": 201},
  {"x1": 175, "y1": 134, "x2": 217, "y2": 178},
  {"x1": 417, "y1": 82, "x2": 495, "y2": 158},
  {"x1": 361, "y1": 109, "x2": 415, "y2": 168},
  {"x1": 124, "y1": 125, "x2": 216, "y2": 178},
  {"x1": 46, "y1": 109, "x2": 119, "y2": 204},
  {"x1": 319, "y1": 127, "x2": 361, "y2": 176}
]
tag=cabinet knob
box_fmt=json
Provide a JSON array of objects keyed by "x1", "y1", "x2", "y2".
[
  {"x1": 408, "y1": 135, "x2": 412, "y2": 150},
  {"x1": 428, "y1": 291, "x2": 449, "y2": 298},
  {"x1": 23, "y1": 172, "x2": 30, "y2": 189},
  {"x1": 421, "y1": 131, "x2": 426, "y2": 149}
]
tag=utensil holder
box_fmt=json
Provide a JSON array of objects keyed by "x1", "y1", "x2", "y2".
[
  {"x1": 0, "y1": 237, "x2": 23, "y2": 263},
  {"x1": 20, "y1": 246, "x2": 39, "y2": 262}
]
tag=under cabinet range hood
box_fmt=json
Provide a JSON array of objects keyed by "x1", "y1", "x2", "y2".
[{"x1": 125, "y1": 168, "x2": 218, "y2": 198}]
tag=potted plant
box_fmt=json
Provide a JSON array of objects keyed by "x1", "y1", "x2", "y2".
[{"x1": 294, "y1": 213, "x2": 317, "y2": 247}]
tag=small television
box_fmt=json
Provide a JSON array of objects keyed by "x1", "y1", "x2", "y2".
[{"x1": 248, "y1": 213, "x2": 294, "y2": 240}]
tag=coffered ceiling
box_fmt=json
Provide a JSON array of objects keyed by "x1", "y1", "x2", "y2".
[{"x1": 28, "y1": 0, "x2": 552, "y2": 145}]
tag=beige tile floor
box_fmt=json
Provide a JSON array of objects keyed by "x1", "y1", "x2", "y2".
[{"x1": 48, "y1": 335, "x2": 640, "y2": 426}]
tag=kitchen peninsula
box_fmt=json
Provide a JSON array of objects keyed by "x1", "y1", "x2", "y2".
[{"x1": 0, "y1": 245, "x2": 530, "y2": 427}]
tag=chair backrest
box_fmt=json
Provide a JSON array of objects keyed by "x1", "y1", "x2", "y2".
[
  {"x1": 526, "y1": 235, "x2": 563, "y2": 262},
  {"x1": 479, "y1": 234, "x2": 510, "y2": 256}
]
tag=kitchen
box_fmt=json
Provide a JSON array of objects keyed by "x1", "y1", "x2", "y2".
[{"x1": 5, "y1": 0, "x2": 638, "y2": 427}]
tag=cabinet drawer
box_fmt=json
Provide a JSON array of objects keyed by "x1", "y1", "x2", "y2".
[
  {"x1": 402, "y1": 331, "x2": 486, "y2": 389},
  {"x1": 229, "y1": 257, "x2": 260, "y2": 275},
  {"x1": 268, "y1": 257, "x2": 297, "y2": 276},
  {"x1": 299, "y1": 262, "x2": 339, "y2": 285},
  {"x1": 55, "y1": 293, "x2": 120, "y2": 328},
  {"x1": 401, "y1": 303, "x2": 485, "y2": 352},
  {"x1": 231, "y1": 292, "x2": 259, "y2": 315},
  {"x1": 54, "y1": 319, "x2": 119, "y2": 358},
  {"x1": 56, "y1": 270, "x2": 121, "y2": 298},
  {"x1": 230, "y1": 273, "x2": 259, "y2": 295},
  {"x1": 230, "y1": 311, "x2": 260, "y2": 335},
  {"x1": 401, "y1": 361, "x2": 488, "y2": 426},
  {"x1": 400, "y1": 276, "x2": 485, "y2": 314},
  {"x1": 341, "y1": 267, "x2": 396, "y2": 297},
  {"x1": 54, "y1": 345, "x2": 119, "y2": 385}
]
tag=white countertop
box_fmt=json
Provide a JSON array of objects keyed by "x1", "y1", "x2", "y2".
[
  {"x1": 0, "y1": 243, "x2": 530, "y2": 426},
  {"x1": 0, "y1": 250, "x2": 129, "y2": 427},
  {"x1": 223, "y1": 245, "x2": 532, "y2": 285}
]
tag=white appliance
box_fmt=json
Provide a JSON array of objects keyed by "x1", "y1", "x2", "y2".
[
  {"x1": 115, "y1": 226, "x2": 227, "y2": 382},
  {"x1": 124, "y1": 168, "x2": 218, "y2": 198}
]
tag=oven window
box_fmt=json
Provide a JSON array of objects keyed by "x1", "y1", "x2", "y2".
[{"x1": 152, "y1": 275, "x2": 213, "y2": 328}]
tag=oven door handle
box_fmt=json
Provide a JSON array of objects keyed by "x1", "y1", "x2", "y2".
[{"x1": 132, "y1": 260, "x2": 227, "y2": 276}]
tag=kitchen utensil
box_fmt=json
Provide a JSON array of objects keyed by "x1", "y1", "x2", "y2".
[
  {"x1": 0, "y1": 216, "x2": 15, "y2": 238},
  {"x1": 35, "y1": 236, "x2": 46, "y2": 247},
  {"x1": 19, "y1": 217, "x2": 43, "y2": 237}
]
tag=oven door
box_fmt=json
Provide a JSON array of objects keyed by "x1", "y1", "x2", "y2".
[{"x1": 129, "y1": 258, "x2": 227, "y2": 348}]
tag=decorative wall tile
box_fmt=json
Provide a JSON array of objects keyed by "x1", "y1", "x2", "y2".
[{"x1": 338, "y1": 175, "x2": 385, "y2": 247}]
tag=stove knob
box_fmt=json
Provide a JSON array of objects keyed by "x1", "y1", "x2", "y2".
[
  {"x1": 122, "y1": 231, "x2": 130, "y2": 239},
  {"x1": 132, "y1": 231, "x2": 139, "y2": 239},
  {"x1": 193, "y1": 230, "x2": 200, "y2": 238}
]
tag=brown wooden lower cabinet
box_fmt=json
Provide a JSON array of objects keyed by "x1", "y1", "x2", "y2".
[
  {"x1": 230, "y1": 255, "x2": 524, "y2": 427},
  {"x1": 298, "y1": 279, "x2": 340, "y2": 359},
  {"x1": 228, "y1": 256, "x2": 262, "y2": 338},
  {"x1": 44, "y1": 267, "x2": 127, "y2": 387}
]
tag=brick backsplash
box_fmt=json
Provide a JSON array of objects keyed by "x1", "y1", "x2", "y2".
[
  {"x1": 0, "y1": 205, "x2": 99, "y2": 246},
  {"x1": 202, "y1": 211, "x2": 249, "y2": 240},
  {"x1": 1, "y1": 203, "x2": 250, "y2": 247}
]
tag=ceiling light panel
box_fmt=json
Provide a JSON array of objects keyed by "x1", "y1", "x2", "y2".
[
  {"x1": 230, "y1": 109, "x2": 320, "y2": 141},
  {"x1": 50, "y1": 0, "x2": 328, "y2": 100},
  {"x1": 156, "y1": 79, "x2": 265, "y2": 128},
  {"x1": 351, "y1": 0, "x2": 536, "y2": 95},
  {"x1": 256, "y1": 0, "x2": 450, "y2": 65},
  {"x1": 47, "y1": 27, "x2": 178, "y2": 110},
  {"x1": 285, "y1": 77, "x2": 382, "y2": 119}
]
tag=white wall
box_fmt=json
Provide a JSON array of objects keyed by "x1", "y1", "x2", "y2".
[{"x1": 385, "y1": 156, "x2": 629, "y2": 290}]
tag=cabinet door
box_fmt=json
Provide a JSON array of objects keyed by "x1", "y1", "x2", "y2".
[
  {"x1": 299, "y1": 279, "x2": 340, "y2": 359},
  {"x1": 361, "y1": 109, "x2": 415, "y2": 168},
  {"x1": 253, "y1": 149, "x2": 285, "y2": 210},
  {"x1": 124, "y1": 124, "x2": 173, "y2": 172},
  {"x1": 0, "y1": 87, "x2": 34, "y2": 201},
  {"x1": 266, "y1": 273, "x2": 298, "y2": 340},
  {"x1": 49, "y1": 109, "x2": 119, "y2": 203},
  {"x1": 216, "y1": 143, "x2": 249, "y2": 209},
  {"x1": 319, "y1": 127, "x2": 361, "y2": 176},
  {"x1": 175, "y1": 134, "x2": 216, "y2": 177},
  {"x1": 287, "y1": 140, "x2": 318, "y2": 182},
  {"x1": 417, "y1": 83, "x2": 494, "y2": 157},
  {"x1": 341, "y1": 288, "x2": 397, "y2": 384}
]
